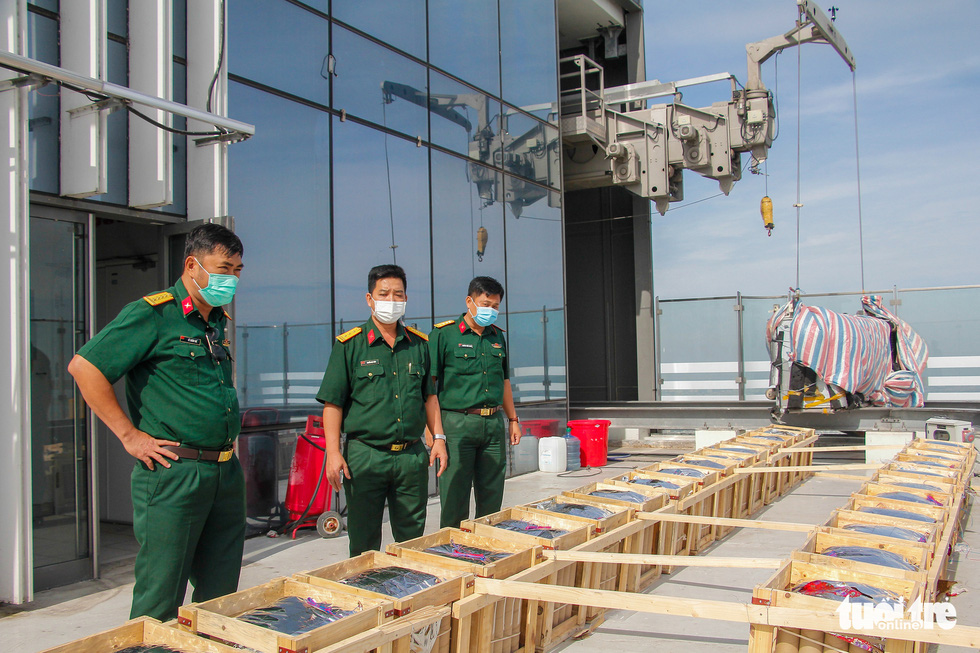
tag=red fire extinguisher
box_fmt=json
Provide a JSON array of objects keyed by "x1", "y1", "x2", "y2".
[{"x1": 277, "y1": 415, "x2": 344, "y2": 539}]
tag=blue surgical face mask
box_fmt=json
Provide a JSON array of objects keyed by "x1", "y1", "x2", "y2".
[
  {"x1": 193, "y1": 257, "x2": 239, "y2": 307},
  {"x1": 469, "y1": 302, "x2": 499, "y2": 327}
]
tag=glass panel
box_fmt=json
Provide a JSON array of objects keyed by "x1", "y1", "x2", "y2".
[
  {"x1": 107, "y1": 0, "x2": 127, "y2": 37},
  {"x1": 28, "y1": 0, "x2": 58, "y2": 11},
  {"x1": 27, "y1": 11, "x2": 59, "y2": 193},
  {"x1": 332, "y1": 118, "x2": 430, "y2": 329},
  {"x1": 30, "y1": 217, "x2": 90, "y2": 572},
  {"x1": 504, "y1": 183, "x2": 565, "y2": 402},
  {"x1": 228, "y1": 0, "x2": 329, "y2": 106},
  {"x1": 171, "y1": 62, "x2": 187, "y2": 214},
  {"x1": 228, "y1": 82, "x2": 332, "y2": 410},
  {"x1": 431, "y1": 151, "x2": 505, "y2": 319},
  {"x1": 657, "y1": 298, "x2": 739, "y2": 401},
  {"x1": 429, "y1": 69, "x2": 499, "y2": 167},
  {"x1": 500, "y1": 108, "x2": 560, "y2": 189},
  {"x1": 332, "y1": 0, "x2": 426, "y2": 59},
  {"x1": 428, "y1": 0, "x2": 499, "y2": 96},
  {"x1": 499, "y1": 0, "x2": 557, "y2": 111},
  {"x1": 89, "y1": 39, "x2": 129, "y2": 204},
  {"x1": 333, "y1": 24, "x2": 428, "y2": 138},
  {"x1": 173, "y1": 0, "x2": 187, "y2": 60},
  {"x1": 742, "y1": 296, "x2": 785, "y2": 400}
]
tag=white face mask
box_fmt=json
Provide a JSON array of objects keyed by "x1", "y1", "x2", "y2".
[{"x1": 372, "y1": 300, "x2": 407, "y2": 325}]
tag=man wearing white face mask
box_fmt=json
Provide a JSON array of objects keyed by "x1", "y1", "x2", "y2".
[
  {"x1": 429, "y1": 276, "x2": 521, "y2": 528},
  {"x1": 316, "y1": 264, "x2": 449, "y2": 556}
]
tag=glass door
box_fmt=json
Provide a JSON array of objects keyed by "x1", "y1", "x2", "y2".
[{"x1": 30, "y1": 215, "x2": 92, "y2": 590}]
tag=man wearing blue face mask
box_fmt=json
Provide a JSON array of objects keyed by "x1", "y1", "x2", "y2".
[
  {"x1": 68, "y1": 223, "x2": 245, "y2": 621},
  {"x1": 429, "y1": 276, "x2": 521, "y2": 528}
]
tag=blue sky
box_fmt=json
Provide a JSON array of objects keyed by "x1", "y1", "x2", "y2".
[{"x1": 643, "y1": 0, "x2": 980, "y2": 299}]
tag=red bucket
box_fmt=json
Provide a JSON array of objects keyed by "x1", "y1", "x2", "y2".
[
  {"x1": 566, "y1": 419, "x2": 611, "y2": 467},
  {"x1": 523, "y1": 419, "x2": 561, "y2": 438}
]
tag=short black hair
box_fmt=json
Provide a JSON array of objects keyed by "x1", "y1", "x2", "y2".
[
  {"x1": 368, "y1": 264, "x2": 407, "y2": 293},
  {"x1": 468, "y1": 276, "x2": 504, "y2": 300},
  {"x1": 184, "y1": 223, "x2": 244, "y2": 259}
]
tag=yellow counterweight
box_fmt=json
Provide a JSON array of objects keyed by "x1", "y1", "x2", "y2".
[{"x1": 760, "y1": 196, "x2": 774, "y2": 236}]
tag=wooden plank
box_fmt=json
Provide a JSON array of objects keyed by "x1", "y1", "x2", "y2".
[
  {"x1": 788, "y1": 445, "x2": 918, "y2": 452},
  {"x1": 734, "y1": 463, "x2": 884, "y2": 474},
  {"x1": 636, "y1": 510, "x2": 816, "y2": 533},
  {"x1": 472, "y1": 579, "x2": 980, "y2": 647},
  {"x1": 547, "y1": 550, "x2": 783, "y2": 568}
]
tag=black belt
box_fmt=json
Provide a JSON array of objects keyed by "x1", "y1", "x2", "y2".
[
  {"x1": 163, "y1": 445, "x2": 234, "y2": 462},
  {"x1": 447, "y1": 406, "x2": 501, "y2": 417},
  {"x1": 355, "y1": 439, "x2": 419, "y2": 452}
]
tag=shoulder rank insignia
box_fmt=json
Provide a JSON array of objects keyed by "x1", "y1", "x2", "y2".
[
  {"x1": 434, "y1": 319, "x2": 455, "y2": 329},
  {"x1": 223, "y1": 310, "x2": 233, "y2": 321},
  {"x1": 405, "y1": 326, "x2": 428, "y2": 341},
  {"x1": 336, "y1": 326, "x2": 362, "y2": 343},
  {"x1": 143, "y1": 291, "x2": 174, "y2": 306}
]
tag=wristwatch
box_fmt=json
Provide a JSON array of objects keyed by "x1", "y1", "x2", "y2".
[
  {"x1": 508, "y1": 416, "x2": 520, "y2": 423},
  {"x1": 432, "y1": 433, "x2": 447, "y2": 441}
]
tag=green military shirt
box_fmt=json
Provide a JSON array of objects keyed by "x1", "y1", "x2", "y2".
[
  {"x1": 76, "y1": 280, "x2": 239, "y2": 449},
  {"x1": 428, "y1": 314, "x2": 508, "y2": 410},
  {"x1": 315, "y1": 319, "x2": 435, "y2": 447}
]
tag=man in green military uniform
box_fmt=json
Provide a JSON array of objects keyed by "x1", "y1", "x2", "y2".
[
  {"x1": 317, "y1": 264, "x2": 448, "y2": 556},
  {"x1": 68, "y1": 224, "x2": 245, "y2": 621},
  {"x1": 429, "y1": 276, "x2": 521, "y2": 528}
]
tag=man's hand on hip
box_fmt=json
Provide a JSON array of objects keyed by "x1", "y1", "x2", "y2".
[{"x1": 121, "y1": 429, "x2": 179, "y2": 471}]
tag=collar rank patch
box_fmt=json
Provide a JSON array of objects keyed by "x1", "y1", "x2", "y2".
[
  {"x1": 366, "y1": 329, "x2": 377, "y2": 345},
  {"x1": 181, "y1": 297, "x2": 194, "y2": 316}
]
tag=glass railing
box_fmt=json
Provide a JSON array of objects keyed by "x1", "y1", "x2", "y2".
[{"x1": 655, "y1": 285, "x2": 980, "y2": 403}]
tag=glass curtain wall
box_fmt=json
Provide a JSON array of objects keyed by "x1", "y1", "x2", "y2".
[{"x1": 228, "y1": 0, "x2": 563, "y2": 418}]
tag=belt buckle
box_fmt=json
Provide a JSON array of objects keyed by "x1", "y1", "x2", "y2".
[
  {"x1": 390, "y1": 443, "x2": 406, "y2": 452},
  {"x1": 479, "y1": 407, "x2": 492, "y2": 417},
  {"x1": 217, "y1": 449, "x2": 233, "y2": 463}
]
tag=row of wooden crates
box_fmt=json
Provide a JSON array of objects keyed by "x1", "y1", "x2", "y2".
[
  {"x1": 749, "y1": 437, "x2": 976, "y2": 653},
  {"x1": 41, "y1": 424, "x2": 819, "y2": 653}
]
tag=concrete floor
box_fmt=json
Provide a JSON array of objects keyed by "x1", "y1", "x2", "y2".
[{"x1": 2, "y1": 455, "x2": 976, "y2": 652}]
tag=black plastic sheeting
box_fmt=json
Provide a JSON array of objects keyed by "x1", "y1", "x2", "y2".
[
  {"x1": 423, "y1": 542, "x2": 511, "y2": 565},
  {"x1": 890, "y1": 481, "x2": 941, "y2": 492},
  {"x1": 588, "y1": 489, "x2": 649, "y2": 504},
  {"x1": 891, "y1": 465, "x2": 947, "y2": 478},
  {"x1": 531, "y1": 500, "x2": 612, "y2": 520},
  {"x1": 717, "y1": 447, "x2": 758, "y2": 454},
  {"x1": 792, "y1": 579, "x2": 903, "y2": 606},
  {"x1": 820, "y1": 546, "x2": 918, "y2": 571},
  {"x1": 906, "y1": 458, "x2": 954, "y2": 468},
  {"x1": 657, "y1": 467, "x2": 707, "y2": 478},
  {"x1": 620, "y1": 476, "x2": 679, "y2": 490},
  {"x1": 237, "y1": 595, "x2": 355, "y2": 635},
  {"x1": 858, "y1": 506, "x2": 936, "y2": 523},
  {"x1": 842, "y1": 523, "x2": 928, "y2": 542},
  {"x1": 762, "y1": 429, "x2": 797, "y2": 437},
  {"x1": 679, "y1": 458, "x2": 726, "y2": 469},
  {"x1": 340, "y1": 566, "x2": 441, "y2": 598},
  {"x1": 494, "y1": 519, "x2": 568, "y2": 539},
  {"x1": 878, "y1": 491, "x2": 942, "y2": 506},
  {"x1": 751, "y1": 435, "x2": 786, "y2": 441}
]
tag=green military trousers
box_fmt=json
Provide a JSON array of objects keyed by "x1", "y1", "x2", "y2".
[
  {"x1": 438, "y1": 410, "x2": 506, "y2": 528},
  {"x1": 343, "y1": 438, "x2": 428, "y2": 556},
  {"x1": 130, "y1": 454, "x2": 246, "y2": 621}
]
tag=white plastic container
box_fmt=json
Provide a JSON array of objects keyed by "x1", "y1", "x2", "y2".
[
  {"x1": 538, "y1": 436, "x2": 567, "y2": 472},
  {"x1": 510, "y1": 435, "x2": 539, "y2": 475}
]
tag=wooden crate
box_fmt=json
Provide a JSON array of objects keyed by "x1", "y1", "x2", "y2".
[
  {"x1": 315, "y1": 605, "x2": 451, "y2": 653},
  {"x1": 638, "y1": 461, "x2": 721, "y2": 489},
  {"x1": 460, "y1": 506, "x2": 593, "y2": 551},
  {"x1": 860, "y1": 481, "x2": 953, "y2": 508},
  {"x1": 520, "y1": 494, "x2": 631, "y2": 535},
  {"x1": 826, "y1": 508, "x2": 937, "y2": 551},
  {"x1": 749, "y1": 558, "x2": 925, "y2": 653},
  {"x1": 895, "y1": 451, "x2": 968, "y2": 474},
  {"x1": 385, "y1": 528, "x2": 541, "y2": 580},
  {"x1": 562, "y1": 481, "x2": 669, "y2": 512},
  {"x1": 606, "y1": 469, "x2": 696, "y2": 501},
  {"x1": 848, "y1": 493, "x2": 947, "y2": 528},
  {"x1": 908, "y1": 438, "x2": 974, "y2": 454},
  {"x1": 878, "y1": 465, "x2": 964, "y2": 495},
  {"x1": 177, "y1": 577, "x2": 388, "y2": 653},
  {"x1": 699, "y1": 445, "x2": 760, "y2": 467},
  {"x1": 874, "y1": 471, "x2": 959, "y2": 495},
  {"x1": 885, "y1": 460, "x2": 961, "y2": 483},
  {"x1": 38, "y1": 617, "x2": 243, "y2": 653},
  {"x1": 797, "y1": 526, "x2": 931, "y2": 573},
  {"x1": 674, "y1": 454, "x2": 740, "y2": 477},
  {"x1": 294, "y1": 551, "x2": 473, "y2": 617}
]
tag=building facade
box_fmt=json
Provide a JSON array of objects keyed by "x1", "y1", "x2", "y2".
[{"x1": 3, "y1": 0, "x2": 657, "y2": 602}]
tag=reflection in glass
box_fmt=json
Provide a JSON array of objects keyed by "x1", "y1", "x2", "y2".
[
  {"x1": 431, "y1": 151, "x2": 505, "y2": 319},
  {"x1": 229, "y1": 0, "x2": 329, "y2": 106},
  {"x1": 504, "y1": 184, "x2": 565, "y2": 401},
  {"x1": 107, "y1": 0, "x2": 127, "y2": 36},
  {"x1": 333, "y1": 24, "x2": 428, "y2": 139},
  {"x1": 27, "y1": 11, "x2": 59, "y2": 193},
  {"x1": 500, "y1": 0, "x2": 558, "y2": 111},
  {"x1": 332, "y1": 118, "x2": 431, "y2": 329},
  {"x1": 429, "y1": 70, "x2": 500, "y2": 168},
  {"x1": 30, "y1": 217, "x2": 90, "y2": 573},
  {"x1": 501, "y1": 108, "x2": 560, "y2": 190},
  {"x1": 333, "y1": 0, "x2": 426, "y2": 60},
  {"x1": 428, "y1": 0, "x2": 500, "y2": 96},
  {"x1": 173, "y1": 0, "x2": 187, "y2": 60},
  {"x1": 228, "y1": 83, "x2": 332, "y2": 409},
  {"x1": 89, "y1": 39, "x2": 129, "y2": 204}
]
